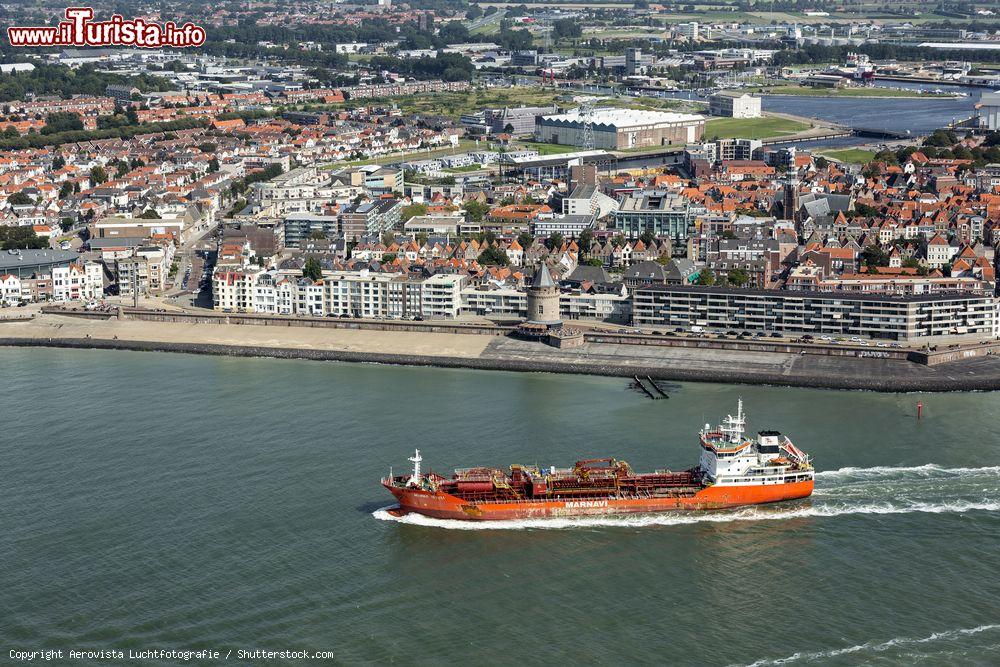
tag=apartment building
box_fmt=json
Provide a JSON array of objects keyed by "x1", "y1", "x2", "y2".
[
  {"x1": 51, "y1": 262, "x2": 104, "y2": 302},
  {"x1": 632, "y1": 285, "x2": 999, "y2": 341},
  {"x1": 339, "y1": 199, "x2": 403, "y2": 241},
  {"x1": 613, "y1": 191, "x2": 691, "y2": 244},
  {"x1": 116, "y1": 246, "x2": 169, "y2": 295},
  {"x1": 214, "y1": 268, "x2": 466, "y2": 319}
]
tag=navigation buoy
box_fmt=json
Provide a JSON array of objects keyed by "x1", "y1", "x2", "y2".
[{"x1": 917, "y1": 402, "x2": 923, "y2": 419}]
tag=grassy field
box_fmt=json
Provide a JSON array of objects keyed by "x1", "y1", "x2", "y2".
[
  {"x1": 819, "y1": 148, "x2": 876, "y2": 164},
  {"x1": 445, "y1": 163, "x2": 486, "y2": 173},
  {"x1": 705, "y1": 117, "x2": 810, "y2": 140},
  {"x1": 394, "y1": 88, "x2": 565, "y2": 118},
  {"x1": 758, "y1": 85, "x2": 950, "y2": 98},
  {"x1": 515, "y1": 141, "x2": 580, "y2": 155},
  {"x1": 318, "y1": 139, "x2": 482, "y2": 169}
]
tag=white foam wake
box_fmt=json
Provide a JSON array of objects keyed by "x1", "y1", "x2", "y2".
[
  {"x1": 740, "y1": 623, "x2": 1000, "y2": 666},
  {"x1": 816, "y1": 464, "x2": 1000, "y2": 479},
  {"x1": 372, "y1": 498, "x2": 1000, "y2": 531}
]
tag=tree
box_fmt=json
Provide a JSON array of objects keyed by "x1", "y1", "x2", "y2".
[
  {"x1": 463, "y1": 199, "x2": 491, "y2": 223},
  {"x1": 466, "y1": 5, "x2": 483, "y2": 19},
  {"x1": 381, "y1": 253, "x2": 397, "y2": 263},
  {"x1": 138, "y1": 209, "x2": 161, "y2": 219},
  {"x1": 546, "y1": 232, "x2": 565, "y2": 250},
  {"x1": 478, "y1": 246, "x2": 510, "y2": 266},
  {"x1": 0, "y1": 226, "x2": 46, "y2": 250},
  {"x1": 585, "y1": 258, "x2": 604, "y2": 266},
  {"x1": 401, "y1": 202, "x2": 428, "y2": 223},
  {"x1": 728, "y1": 268, "x2": 751, "y2": 287},
  {"x1": 90, "y1": 166, "x2": 108, "y2": 185},
  {"x1": 58, "y1": 182, "x2": 73, "y2": 199},
  {"x1": 8, "y1": 192, "x2": 33, "y2": 205},
  {"x1": 52, "y1": 155, "x2": 66, "y2": 170},
  {"x1": 578, "y1": 228, "x2": 593, "y2": 255},
  {"x1": 552, "y1": 18, "x2": 582, "y2": 40},
  {"x1": 302, "y1": 257, "x2": 323, "y2": 281},
  {"x1": 208, "y1": 158, "x2": 220, "y2": 173},
  {"x1": 696, "y1": 268, "x2": 716, "y2": 286},
  {"x1": 60, "y1": 217, "x2": 74, "y2": 232},
  {"x1": 41, "y1": 112, "x2": 83, "y2": 135},
  {"x1": 381, "y1": 231, "x2": 397, "y2": 247},
  {"x1": 639, "y1": 230, "x2": 656, "y2": 247}
]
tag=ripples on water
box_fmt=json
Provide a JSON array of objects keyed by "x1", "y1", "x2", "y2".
[{"x1": 4, "y1": 350, "x2": 1000, "y2": 666}]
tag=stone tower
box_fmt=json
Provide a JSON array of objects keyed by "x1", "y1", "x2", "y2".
[{"x1": 527, "y1": 267, "x2": 561, "y2": 326}]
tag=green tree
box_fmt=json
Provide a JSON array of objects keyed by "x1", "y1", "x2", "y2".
[
  {"x1": 546, "y1": 232, "x2": 565, "y2": 250},
  {"x1": 578, "y1": 228, "x2": 593, "y2": 255},
  {"x1": 728, "y1": 268, "x2": 751, "y2": 287},
  {"x1": 8, "y1": 192, "x2": 33, "y2": 205},
  {"x1": 463, "y1": 199, "x2": 491, "y2": 223},
  {"x1": 696, "y1": 268, "x2": 716, "y2": 286},
  {"x1": 90, "y1": 166, "x2": 108, "y2": 185},
  {"x1": 302, "y1": 257, "x2": 323, "y2": 281},
  {"x1": 639, "y1": 230, "x2": 656, "y2": 247},
  {"x1": 138, "y1": 209, "x2": 161, "y2": 219},
  {"x1": 208, "y1": 158, "x2": 220, "y2": 173},
  {"x1": 477, "y1": 246, "x2": 510, "y2": 266},
  {"x1": 401, "y1": 202, "x2": 428, "y2": 223},
  {"x1": 381, "y1": 253, "x2": 397, "y2": 263},
  {"x1": 41, "y1": 112, "x2": 83, "y2": 135},
  {"x1": 517, "y1": 231, "x2": 535, "y2": 249}
]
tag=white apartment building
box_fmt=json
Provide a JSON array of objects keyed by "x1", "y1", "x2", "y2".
[
  {"x1": 0, "y1": 273, "x2": 23, "y2": 305},
  {"x1": 214, "y1": 268, "x2": 467, "y2": 319},
  {"x1": 51, "y1": 262, "x2": 103, "y2": 302}
]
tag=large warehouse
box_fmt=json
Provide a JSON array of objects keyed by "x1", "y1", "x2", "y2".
[{"x1": 536, "y1": 108, "x2": 706, "y2": 150}]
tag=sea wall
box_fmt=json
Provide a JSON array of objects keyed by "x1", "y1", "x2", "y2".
[{"x1": 5, "y1": 335, "x2": 1000, "y2": 392}]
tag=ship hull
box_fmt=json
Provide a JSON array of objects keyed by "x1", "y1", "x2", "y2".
[{"x1": 384, "y1": 480, "x2": 814, "y2": 521}]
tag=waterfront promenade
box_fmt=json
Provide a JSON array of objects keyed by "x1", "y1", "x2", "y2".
[{"x1": 6, "y1": 310, "x2": 1000, "y2": 391}]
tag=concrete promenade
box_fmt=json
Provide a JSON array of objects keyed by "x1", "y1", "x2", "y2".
[{"x1": 5, "y1": 311, "x2": 1000, "y2": 391}]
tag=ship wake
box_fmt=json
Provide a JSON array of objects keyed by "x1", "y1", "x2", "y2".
[
  {"x1": 372, "y1": 463, "x2": 1000, "y2": 530},
  {"x1": 739, "y1": 623, "x2": 1000, "y2": 666}
]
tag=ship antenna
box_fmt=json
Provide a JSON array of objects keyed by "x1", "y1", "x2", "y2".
[{"x1": 408, "y1": 449, "x2": 423, "y2": 486}]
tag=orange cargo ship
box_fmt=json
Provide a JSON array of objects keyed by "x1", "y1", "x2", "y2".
[{"x1": 382, "y1": 400, "x2": 814, "y2": 521}]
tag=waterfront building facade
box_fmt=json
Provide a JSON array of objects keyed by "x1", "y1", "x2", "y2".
[{"x1": 632, "y1": 285, "x2": 999, "y2": 341}]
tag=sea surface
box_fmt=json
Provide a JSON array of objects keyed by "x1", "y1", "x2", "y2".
[{"x1": 3, "y1": 348, "x2": 1000, "y2": 666}]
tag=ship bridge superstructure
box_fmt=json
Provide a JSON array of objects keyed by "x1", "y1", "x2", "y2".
[{"x1": 699, "y1": 400, "x2": 813, "y2": 487}]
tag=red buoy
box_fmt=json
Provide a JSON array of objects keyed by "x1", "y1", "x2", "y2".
[{"x1": 917, "y1": 402, "x2": 924, "y2": 419}]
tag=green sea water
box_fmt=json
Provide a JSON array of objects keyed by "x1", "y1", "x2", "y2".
[{"x1": 3, "y1": 348, "x2": 999, "y2": 666}]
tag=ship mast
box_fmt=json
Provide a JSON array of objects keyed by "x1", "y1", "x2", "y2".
[
  {"x1": 407, "y1": 449, "x2": 423, "y2": 487},
  {"x1": 720, "y1": 399, "x2": 746, "y2": 443}
]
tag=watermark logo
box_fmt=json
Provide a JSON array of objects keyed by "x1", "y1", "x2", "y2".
[{"x1": 8, "y1": 7, "x2": 206, "y2": 48}]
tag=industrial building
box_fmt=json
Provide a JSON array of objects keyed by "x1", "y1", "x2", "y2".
[
  {"x1": 536, "y1": 108, "x2": 706, "y2": 150},
  {"x1": 979, "y1": 91, "x2": 1000, "y2": 131},
  {"x1": 708, "y1": 91, "x2": 762, "y2": 119},
  {"x1": 485, "y1": 105, "x2": 559, "y2": 135}
]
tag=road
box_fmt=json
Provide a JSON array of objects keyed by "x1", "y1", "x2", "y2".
[{"x1": 165, "y1": 219, "x2": 220, "y2": 298}]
